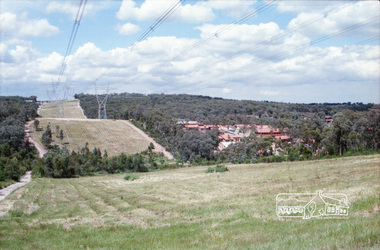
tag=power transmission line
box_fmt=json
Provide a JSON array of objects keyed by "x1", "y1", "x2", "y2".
[
  {"x1": 210, "y1": 36, "x2": 379, "y2": 86},
  {"x1": 191, "y1": 15, "x2": 380, "y2": 87},
  {"x1": 173, "y1": 3, "x2": 356, "y2": 85},
  {"x1": 171, "y1": 0, "x2": 277, "y2": 61},
  {"x1": 93, "y1": 0, "x2": 185, "y2": 84},
  {"x1": 53, "y1": 0, "x2": 87, "y2": 118},
  {"x1": 91, "y1": 0, "x2": 185, "y2": 119},
  {"x1": 59, "y1": 0, "x2": 87, "y2": 77},
  {"x1": 125, "y1": 1, "x2": 277, "y2": 85}
]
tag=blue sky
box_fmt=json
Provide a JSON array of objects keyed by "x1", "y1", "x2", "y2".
[{"x1": 1, "y1": 0, "x2": 379, "y2": 103}]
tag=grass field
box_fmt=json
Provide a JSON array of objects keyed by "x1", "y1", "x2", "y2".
[
  {"x1": 0, "y1": 155, "x2": 379, "y2": 249},
  {"x1": 38, "y1": 100, "x2": 86, "y2": 119},
  {"x1": 30, "y1": 118, "x2": 151, "y2": 156}
]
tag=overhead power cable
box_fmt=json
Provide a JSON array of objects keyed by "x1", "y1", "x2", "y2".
[
  {"x1": 176, "y1": 3, "x2": 356, "y2": 83},
  {"x1": 193, "y1": 15, "x2": 380, "y2": 86},
  {"x1": 52, "y1": 0, "x2": 87, "y2": 118},
  {"x1": 220, "y1": 36, "x2": 380, "y2": 85},
  {"x1": 171, "y1": 0, "x2": 277, "y2": 61},
  {"x1": 59, "y1": 0, "x2": 87, "y2": 78},
  {"x1": 94, "y1": 0, "x2": 184, "y2": 83}
]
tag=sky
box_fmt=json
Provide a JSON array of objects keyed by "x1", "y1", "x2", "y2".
[{"x1": 0, "y1": 0, "x2": 379, "y2": 103}]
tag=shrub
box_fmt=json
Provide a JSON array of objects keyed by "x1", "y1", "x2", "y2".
[
  {"x1": 124, "y1": 174, "x2": 139, "y2": 181},
  {"x1": 206, "y1": 164, "x2": 229, "y2": 173}
]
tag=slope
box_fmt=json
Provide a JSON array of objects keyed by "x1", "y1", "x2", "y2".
[
  {"x1": 0, "y1": 155, "x2": 379, "y2": 248},
  {"x1": 29, "y1": 100, "x2": 163, "y2": 157}
]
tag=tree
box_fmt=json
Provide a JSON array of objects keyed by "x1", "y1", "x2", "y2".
[
  {"x1": 332, "y1": 113, "x2": 353, "y2": 156},
  {"x1": 55, "y1": 125, "x2": 60, "y2": 138},
  {"x1": 59, "y1": 129, "x2": 64, "y2": 143},
  {"x1": 41, "y1": 124, "x2": 52, "y2": 149},
  {"x1": 33, "y1": 119, "x2": 40, "y2": 131}
]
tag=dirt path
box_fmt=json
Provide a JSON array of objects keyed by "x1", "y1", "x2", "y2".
[
  {"x1": 0, "y1": 171, "x2": 31, "y2": 202},
  {"x1": 78, "y1": 100, "x2": 87, "y2": 119},
  {"x1": 25, "y1": 120, "x2": 47, "y2": 158},
  {"x1": 123, "y1": 120, "x2": 174, "y2": 160}
]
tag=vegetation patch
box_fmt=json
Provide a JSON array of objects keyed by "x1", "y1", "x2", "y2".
[
  {"x1": 123, "y1": 174, "x2": 139, "y2": 181},
  {"x1": 205, "y1": 164, "x2": 229, "y2": 173},
  {"x1": 0, "y1": 96, "x2": 39, "y2": 187}
]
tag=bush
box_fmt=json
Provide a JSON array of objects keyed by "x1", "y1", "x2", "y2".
[
  {"x1": 206, "y1": 164, "x2": 229, "y2": 173},
  {"x1": 124, "y1": 174, "x2": 139, "y2": 181}
]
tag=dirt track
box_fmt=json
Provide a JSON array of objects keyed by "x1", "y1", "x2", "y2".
[{"x1": 25, "y1": 121, "x2": 47, "y2": 157}]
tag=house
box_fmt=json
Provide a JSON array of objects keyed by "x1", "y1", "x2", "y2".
[
  {"x1": 303, "y1": 190, "x2": 349, "y2": 219},
  {"x1": 274, "y1": 135, "x2": 291, "y2": 142},
  {"x1": 218, "y1": 134, "x2": 241, "y2": 143},
  {"x1": 176, "y1": 119, "x2": 187, "y2": 125},
  {"x1": 184, "y1": 124, "x2": 218, "y2": 133},
  {"x1": 184, "y1": 124, "x2": 200, "y2": 130},
  {"x1": 325, "y1": 116, "x2": 333, "y2": 126},
  {"x1": 218, "y1": 141, "x2": 233, "y2": 150},
  {"x1": 253, "y1": 125, "x2": 291, "y2": 141}
]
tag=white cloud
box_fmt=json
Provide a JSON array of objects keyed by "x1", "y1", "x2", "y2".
[
  {"x1": 46, "y1": 2, "x2": 79, "y2": 18},
  {"x1": 36, "y1": 52, "x2": 63, "y2": 73},
  {"x1": 1, "y1": 1, "x2": 379, "y2": 103},
  {"x1": 116, "y1": 0, "x2": 214, "y2": 23},
  {"x1": 118, "y1": 22, "x2": 140, "y2": 36},
  {"x1": 277, "y1": 1, "x2": 341, "y2": 14},
  {"x1": 222, "y1": 88, "x2": 231, "y2": 94},
  {"x1": 45, "y1": 1, "x2": 95, "y2": 20},
  {"x1": 8, "y1": 45, "x2": 40, "y2": 64},
  {"x1": 206, "y1": 0, "x2": 255, "y2": 18},
  {"x1": 286, "y1": 2, "x2": 379, "y2": 38},
  {"x1": 197, "y1": 22, "x2": 281, "y2": 43},
  {"x1": 0, "y1": 12, "x2": 59, "y2": 39},
  {"x1": 0, "y1": 43, "x2": 12, "y2": 63}
]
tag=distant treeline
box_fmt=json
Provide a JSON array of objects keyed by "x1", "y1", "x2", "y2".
[
  {"x1": 0, "y1": 96, "x2": 39, "y2": 185},
  {"x1": 76, "y1": 93, "x2": 379, "y2": 163},
  {"x1": 76, "y1": 93, "x2": 374, "y2": 125}
]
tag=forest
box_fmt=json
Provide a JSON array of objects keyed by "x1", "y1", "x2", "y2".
[
  {"x1": 76, "y1": 93, "x2": 379, "y2": 164},
  {"x1": 0, "y1": 96, "x2": 39, "y2": 186}
]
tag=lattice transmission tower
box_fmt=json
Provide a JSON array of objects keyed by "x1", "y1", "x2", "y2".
[{"x1": 95, "y1": 83, "x2": 110, "y2": 119}]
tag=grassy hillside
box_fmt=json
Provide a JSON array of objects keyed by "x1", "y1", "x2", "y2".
[
  {"x1": 30, "y1": 118, "x2": 151, "y2": 156},
  {"x1": 0, "y1": 155, "x2": 379, "y2": 248},
  {"x1": 38, "y1": 100, "x2": 86, "y2": 119}
]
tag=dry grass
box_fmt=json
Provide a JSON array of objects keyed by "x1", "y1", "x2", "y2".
[
  {"x1": 34, "y1": 100, "x2": 151, "y2": 156},
  {"x1": 0, "y1": 155, "x2": 379, "y2": 249},
  {"x1": 30, "y1": 118, "x2": 150, "y2": 156},
  {"x1": 38, "y1": 100, "x2": 86, "y2": 119}
]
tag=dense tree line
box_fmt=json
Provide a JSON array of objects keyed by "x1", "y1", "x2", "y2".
[
  {"x1": 75, "y1": 93, "x2": 379, "y2": 163},
  {"x1": 0, "y1": 96, "x2": 39, "y2": 185},
  {"x1": 33, "y1": 144, "x2": 174, "y2": 178}
]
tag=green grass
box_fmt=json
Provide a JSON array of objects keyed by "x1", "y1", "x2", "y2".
[
  {"x1": 0, "y1": 155, "x2": 379, "y2": 249},
  {"x1": 124, "y1": 174, "x2": 139, "y2": 181},
  {"x1": 0, "y1": 179, "x2": 16, "y2": 189},
  {"x1": 206, "y1": 164, "x2": 229, "y2": 173}
]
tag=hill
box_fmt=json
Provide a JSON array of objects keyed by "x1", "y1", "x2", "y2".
[
  {"x1": 38, "y1": 100, "x2": 86, "y2": 119},
  {"x1": 75, "y1": 93, "x2": 379, "y2": 163},
  {"x1": 30, "y1": 118, "x2": 151, "y2": 157},
  {"x1": 30, "y1": 101, "x2": 158, "y2": 157},
  {"x1": 0, "y1": 154, "x2": 379, "y2": 248}
]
